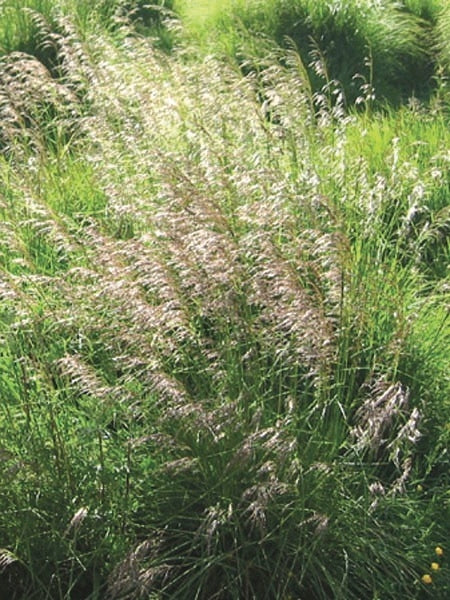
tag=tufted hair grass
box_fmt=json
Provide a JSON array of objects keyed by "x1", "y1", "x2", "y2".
[{"x1": 0, "y1": 3, "x2": 448, "y2": 599}]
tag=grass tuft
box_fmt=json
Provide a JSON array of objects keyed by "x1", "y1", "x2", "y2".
[{"x1": 0, "y1": 2, "x2": 448, "y2": 599}]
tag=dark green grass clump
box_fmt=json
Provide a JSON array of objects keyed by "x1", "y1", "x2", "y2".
[{"x1": 179, "y1": 0, "x2": 447, "y2": 106}]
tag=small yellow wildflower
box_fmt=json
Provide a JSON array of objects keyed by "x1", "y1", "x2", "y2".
[
  {"x1": 435, "y1": 546, "x2": 444, "y2": 557},
  {"x1": 421, "y1": 574, "x2": 432, "y2": 584},
  {"x1": 431, "y1": 562, "x2": 440, "y2": 571},
  {"x1": 416, "y1": 484, "x2": 423, "y2": 492}
]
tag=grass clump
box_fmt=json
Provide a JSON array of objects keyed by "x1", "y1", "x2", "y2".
[
  {"x1": 437, "y1": 1, "x2": 450, "y2": 75},
  {"x1": 178, "y1": 0, "x2": 444, "y2": 106},
  {"x1": 0, "y1": 2, "x2": 448, "y2": 599}
]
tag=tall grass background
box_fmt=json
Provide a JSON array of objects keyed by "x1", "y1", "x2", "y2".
[
  {"x1": 176, "y1": 0, "x2": 450, "y2": 106},
  {"x1": 0, "y1": 0, "x2": 448, "y2": 598}
]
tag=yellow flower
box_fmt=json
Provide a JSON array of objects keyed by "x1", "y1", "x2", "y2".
[
  {"x1": 431, "y1": 562, "x2": 440, "y2": 571},
  {"x1": 435, "y1": 546, "x2": 444, "y2": 557},
  {"x1": 421, "y1": 574, "x2": 432, "y2": 584}
]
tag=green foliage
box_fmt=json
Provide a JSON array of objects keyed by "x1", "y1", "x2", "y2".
[
  {"x1": 400, "y1": 0, "x2": 443, "y2": 22},
  {"x1": 0, "y1": 2, "x2": 448, "y2": 599},
  {"x1": 0, "y1": 1, "x2": 57, "y2": 67},
  {"x1": 437, "y1": 2, "x2": 450, "y2": 75},
  {"x1": 178, "y1": 0, "x2": 445, "y2": 106},
  {"x1": 0, "y1": 0, "x2": 177, "y2": 65}
]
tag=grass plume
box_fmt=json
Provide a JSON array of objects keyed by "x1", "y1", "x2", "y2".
[{"x1": 0, "y1": 2, "x2": 448, "y2": 599}]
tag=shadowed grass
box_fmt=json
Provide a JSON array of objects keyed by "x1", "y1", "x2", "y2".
[{"x1": 177, "y1": 0, "x2": 446, "y2": 106}]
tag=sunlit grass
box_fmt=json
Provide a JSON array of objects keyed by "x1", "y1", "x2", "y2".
[{"x1": 0, "y1": 2, "x2": 448, "y2": 599}]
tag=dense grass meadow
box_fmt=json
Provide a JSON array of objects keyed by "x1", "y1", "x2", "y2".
[{"x1": 0, "y1": 0, "x2": 449, "y2": 598}]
